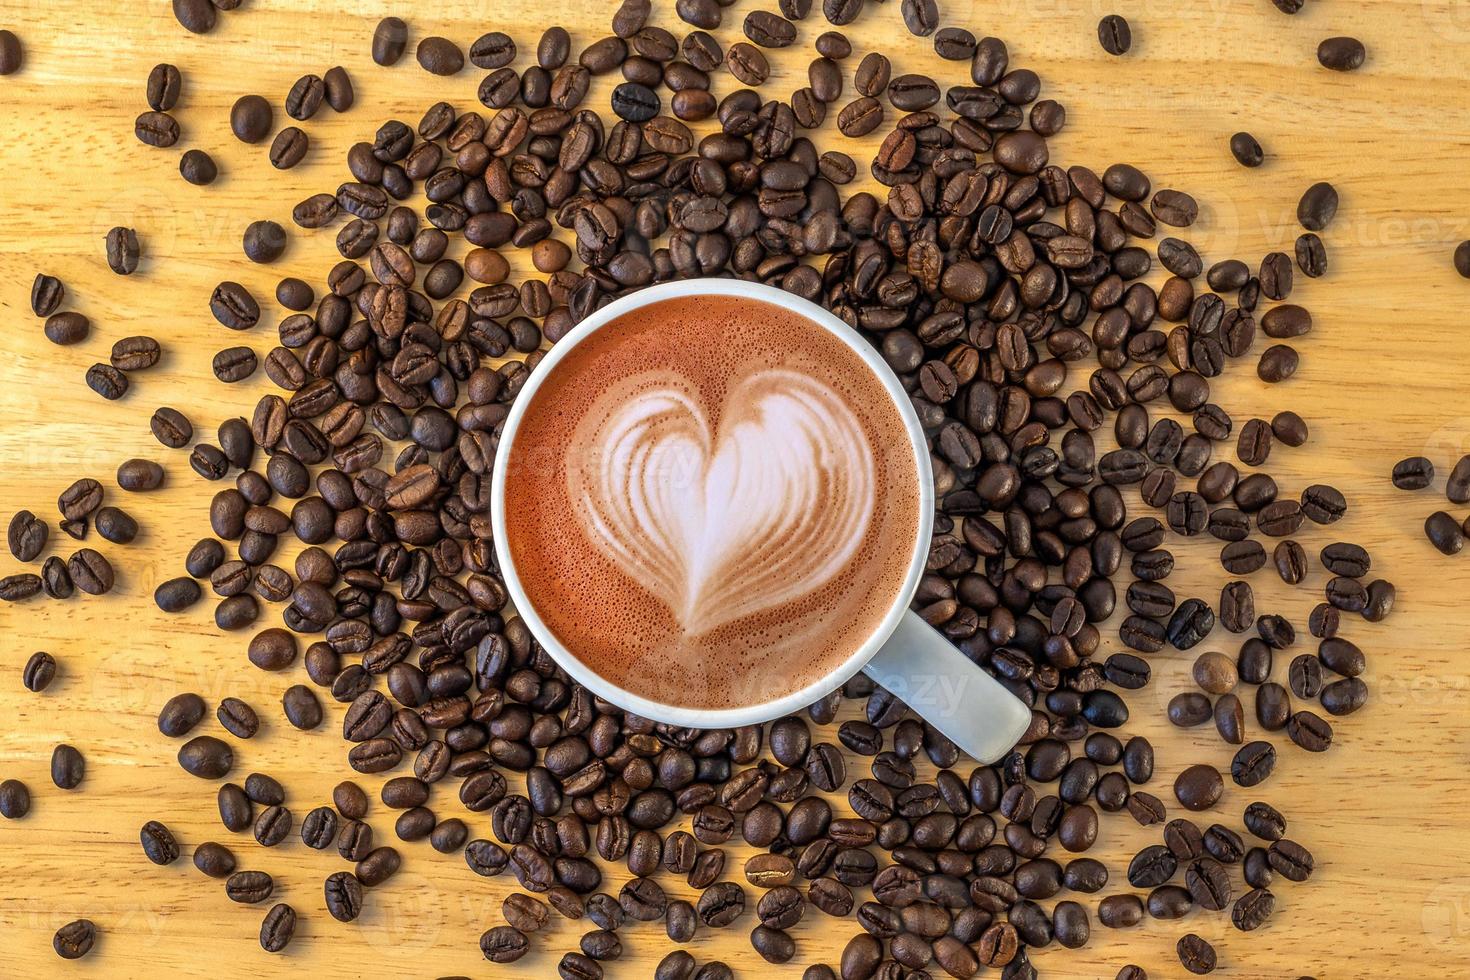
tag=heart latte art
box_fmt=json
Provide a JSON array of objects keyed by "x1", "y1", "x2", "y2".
[
  {"x1": 567, "y1": 369, "x2": 875, "y2": 638},
  {"x1": 502, "y1": 294, "x2": 922, "y2": 710}
]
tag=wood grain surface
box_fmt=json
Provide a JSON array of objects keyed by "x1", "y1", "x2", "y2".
[{"x1": 0, "y1": 0, "x2": 1467, "y2": 976}]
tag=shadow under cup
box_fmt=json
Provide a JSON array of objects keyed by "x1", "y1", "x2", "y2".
[{"x1": 492, "y1": 281, "x2": 934, "y2": 725}]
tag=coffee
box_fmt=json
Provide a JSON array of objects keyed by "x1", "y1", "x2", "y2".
[{"x1": 503, "y1": 293, "x2": 922, "y2": 709}]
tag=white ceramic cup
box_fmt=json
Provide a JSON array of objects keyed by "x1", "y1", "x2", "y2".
[{"x1": 491, "y1": 278, "x2": 1031, "y2": 763}]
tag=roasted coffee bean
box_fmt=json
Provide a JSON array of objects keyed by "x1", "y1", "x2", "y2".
[
  {"x1": 67, "y1": 549, "x2": 113, "y2": 594},
  {"x1": 282, "y1": 684, "x2": 322, "y2": 730},
  {"x1": 259, "y1": 903, "x2": 296, "y2": 953},
  {"x1": 172, "y1": 0, "x2": 215, "y2": 32},
  {"x1": 1288, "y1": 654, "x2": 1323, "y2": 699},
  {"x1": 1287, "y1": 709, "x2": 1333, "y2": 751},
  {"x1": 418, "y1": 36, "x2": 465, "y2": 75},
  {"x1": 210, "y1": 282, "x2": 260, "y2": 330},
  {"x1": 697, "y1": 881, "x2": 746, "y2": 926},
  {"x1": 243, "y1": 220, "x2": 286, "y2": 263},
  {"x1": 1286, "y1": 221, "x2": 1326, "y2": 272},
  {"x1": 612, "y1": 82, "x2": 661, "y2": 122},
  {"x1": 372, "y1": 17, "x2": 408, "y2": 65},
  {"x1": 22, "y1": 651, "x2": 56, "y2": 693},
  {"x1": 44, "y1": 310, "x2": 89, "y2": 345},
  {"x1": 0, "y1": 572, "x2": 42, "y2": 601},
  {"x1": 744, "y1": 10, "x2": 796, "y2": 47},
  {"x1": 0, "y1": 779, "x2": 30, "y2": 819},
  {"x1": 30, "y1": 273, "x2": 64, "y2": 317},
  {"x1": 1177, "y1": 933, "x2": 1217, "y2": 975},
  {"x1": 1174, "y1": 765, "x2": 1223, "y2": 811},
  {"x1": 269, "y1": 127, "x2": 309, "y2": 169},
  {"x1": 1258, "y1": 344, "x2": 1299, "y2": 382},
  {"x1": 178, "y1": 735, "x2": 232, "y2": 779},
  {"x1": 94, "y1": 506, "x2": 137, "y2": 545},
  {"x1": 53, "y1": 920, "x2": 96, "y2": 960},
  {"x1": 1296, "y1": 181, "x2": 1339, "y2": 232},
  {"x1": 86, "y1": 363, "x2": 128, "y2": 400},
  {"x1": 158, "y1": 692, "x2": 206, "y2": 737},
  {"x1": 1318, "y1": 36, "x2": 1365, "y2": 71},
  {"x1": 140, "y1": 820, "x2": 180, "y2": 865},
  {"x1": 1267, "y1": 838, "x2": 1314, "y2": 881},
  {"x1": 1321, "y1": 676, "x2": 1369, "y2": 715},
  {"x1": 109, "y1": 336, "x2": 160, "y2": 372},
  {"x1": 1097, "y1": 15, "x2": 1131, "y2": 55},
  {"x1": 230, "y1": 95, "x2": 273, "y2": 143},
  {"x1": 1426, "y1": 511, "x2": 1464, "y2": 554},
  {"x1": 1167, "y1": 693, "x2": 1212, "y2": 728},
  {"x1": 1244, "y1": 801, "x2": 1287, "y2": 842},
  {"x1": 933, "y1": 27, "x2": 975, "y2": 60},
  {"x1": 179, "y1": 148, "x2": 218, "y2": 185},
  {"x1": 135, "y1": 110, "x2": 180, "y2": 147},
  {"x1": 324, "y1": 871, "x2": 365, "y2": 921},
  {"x1": 0, "y1": 30, "x2": 21, "y2": 75},
  {"x1": 1231, "y1": 741, "x2": 1276, "y2": 787},
  {"x1": 254, "y1": 804, "x2": 292, "y2": 847},
  {"x1": 1392, "y1": 456, "x2": 1435, "y2": 490},
  {"x1": 323, "y1": 66, "x2": 353, "y2": 110},
  {"x1": 1231, "y1": 887, "x2": 1275, "y2": 932},
  {"x1": 1320, "y1": 542, "x2": 1371, "y2": 578},
  {"x1": 1244, "y1": 847, "x2": 1274, "y2": 889},
  {"x1": 105, "y1": 226, "x2": 141, "y2": 275},
  {"x1": 285, "y1": 73, "x2": 324, "y2": 121},
  {"x1": 227, "y1": 870, "x2": 275, "y2": 905},
  {"x1": 1273, "y1": 540, "x2": 1307, "y2": 584},
  {"x1": 1301, "y1": 484, "x2": 1346, "y2": 524},
  {"x1": 8, "y1": 510, "x2": 46, "y2": 562}
]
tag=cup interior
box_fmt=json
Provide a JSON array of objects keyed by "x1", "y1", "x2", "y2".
[{"x1": 490, "y1": 278, "x2": 935, "y2": 728}]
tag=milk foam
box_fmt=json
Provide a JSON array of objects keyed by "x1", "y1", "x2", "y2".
[{"x1": 567, "y1": 367, "x2": 876, "y2": 639}]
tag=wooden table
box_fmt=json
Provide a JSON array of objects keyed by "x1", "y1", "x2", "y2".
[{"x1": 0, "y1": 0, "x2": 1466, "y2": 975}]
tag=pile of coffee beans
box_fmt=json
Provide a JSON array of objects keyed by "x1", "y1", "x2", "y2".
[{"x1": 3, "y1": 0, "x2": 1388, "y2": 974}]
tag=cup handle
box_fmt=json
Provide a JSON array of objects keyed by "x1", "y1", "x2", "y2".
[{"x1": 862, "y1": 611, "x2": 1032, "y2": 764}]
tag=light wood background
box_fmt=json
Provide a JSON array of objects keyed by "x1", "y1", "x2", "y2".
[{"x1": 0, "y1": 0, "x2": 1467, "y2": 976}]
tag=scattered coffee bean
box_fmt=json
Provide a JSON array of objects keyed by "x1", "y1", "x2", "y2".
[
  {"x1": 1177, "y1": 933, "x2": 1217, "y2": 974},
  {"x1": 0, "y1": 30, "x2": 21, "y2": 74},
  {"x1": 1229, "y1": 132, "x2": 1263, "y2": 167},
  {"x1": 50, "y1": 744, "x2": 85, "y2": 789},
  {"x1": 372, "y1": 17, "x2": 408, "y2": 66},
  {"x1": 135, "y1": 110, "x2": 180, "y2": 147},
  {"x1": 1317, "y1": 36, "x2": 1365, "y2": 71},
  {"x1": 259, "y1": 903, "x2": 295, "y2": 953},
  {"x1": 1297, "y1": 181, "x2": 1339, "y2": 231},
  {"x1": 53, "y1": 920, "x2": 96, "y2": 959},
  {"x1": 105, "y1": 226, "x2": 141, "y2": 275},
  {"x1": 140, "y1": 820, "x2": 180, "y2": 865},
  {"x1": 22, "y1": 651, "x2": 56, "y2": 692},
  {"x1": 179, "y1": 148, "x2": 218, "y2": 185},
  {"x1": 1097, "y1": 15, "x2": 1131, "y2": 55},
  {"x1": 230, "y1": 94, "x2": 273, "y2": 143},
  {"x1": 418, "y1": 36, "x2": 465, "y2": 75}
]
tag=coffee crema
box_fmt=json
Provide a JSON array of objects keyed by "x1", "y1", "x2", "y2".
[{"x1": 503, "y1": 294, "x2": 923, "y2": 710}]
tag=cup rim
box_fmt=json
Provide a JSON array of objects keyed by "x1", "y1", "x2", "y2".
[{"x1": 490, "y1": 278, "x2": 936, "y2": 728}]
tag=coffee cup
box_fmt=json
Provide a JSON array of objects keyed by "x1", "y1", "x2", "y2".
[{"x1": 492, "y1": 278, "x2": 1031, "y2": 763}]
